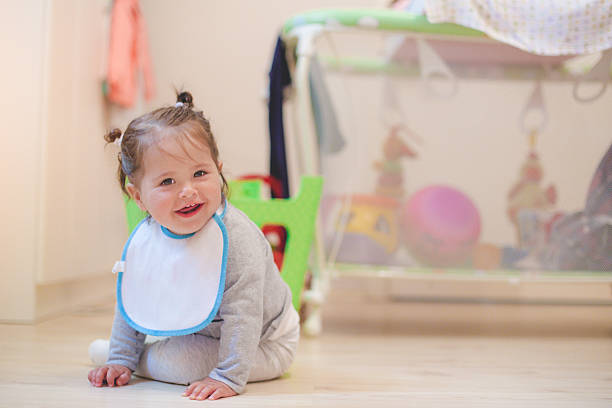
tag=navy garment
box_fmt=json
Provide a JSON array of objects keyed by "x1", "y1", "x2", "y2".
[{"x1": 268, "y1": 36, "x2": 292, "y2": 198}]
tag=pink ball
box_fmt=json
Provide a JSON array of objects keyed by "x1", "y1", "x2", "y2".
[{"x1": 401, "y1": 185, "x2": 481, "y2": 267}]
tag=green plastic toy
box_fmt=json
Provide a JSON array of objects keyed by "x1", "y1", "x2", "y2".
[
  {"x1": 123, "y1": 176, "x2": 323, "y2": 311},
  {"x1": 123, "y1": 195, "x2": 148, "y2": 233},
  {"x1": 229, "y1": 176, "x2": 323, "y2": 310}
]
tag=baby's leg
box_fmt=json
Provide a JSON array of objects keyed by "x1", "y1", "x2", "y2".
[
  {"x1": 135, "y1": 328, "x2": 299, "y2": 386},
  {"x1": 248, "y1": 324, "x2": 299, "y2": 382},
  {"x1": 136, "y1": 334, "x2": 219, "y2": 385}
]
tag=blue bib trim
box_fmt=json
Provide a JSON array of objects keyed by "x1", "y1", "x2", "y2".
[
  {"x1": 160, "y1": 225, "x2": 195, "y2": 239},
  {"x1": 116, "y1": 213, "x2": 228, "y2": 336}
]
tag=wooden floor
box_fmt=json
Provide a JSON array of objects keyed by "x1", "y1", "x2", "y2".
[{"x1": 2, "y1": 277, "x2": 612, "y2": 407}]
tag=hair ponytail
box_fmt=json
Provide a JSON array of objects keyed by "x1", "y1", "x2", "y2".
[
  {"x1": 104, "y1": 128, "x2": 123, "y2": 144},
  {"x1": 176, "y1": 91, "x2": 194, "y2": 109},
  {"x1": 104, "y1": 128, "x2": 131, "y2": 196}
]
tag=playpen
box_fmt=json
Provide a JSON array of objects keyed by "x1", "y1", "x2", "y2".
[{"x1": 271, "y1": 8, "x2": 612, "y2": 334}]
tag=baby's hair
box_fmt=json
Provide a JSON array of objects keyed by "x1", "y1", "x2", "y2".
[{"x1": 104, "y1": 91, "x2": 228, "y2": 198}]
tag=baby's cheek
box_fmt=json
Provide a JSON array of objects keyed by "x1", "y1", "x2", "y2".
[
  {"x1": 148, "y1": 193, "x2": 175, "y2": 214},
  {"x1": 155, "y1": 190, "x2": 176, "y2": 202}
]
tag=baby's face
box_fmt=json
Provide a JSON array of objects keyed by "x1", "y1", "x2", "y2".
[{"x1": 128, "y1": 134, "x2": 223, "y2": 235}]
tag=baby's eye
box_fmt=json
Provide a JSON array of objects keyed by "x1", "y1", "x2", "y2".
[
  {"x1": 160, "y1": 178, "x2": 175, "y2": 186},
  {"x1": 194, "y1": 170, "x2": 207, "y2": 177}
]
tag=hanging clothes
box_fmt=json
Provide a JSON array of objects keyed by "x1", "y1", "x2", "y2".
[
  {"x1": 268, "y1": 36, "x2": 292, "y2": 198},
  {"x1": 107, "y1": 0, "x2": 155, "y2": 108},
  {"x1": 268, "y1": 36, "x2": 345, "y2": 198}
]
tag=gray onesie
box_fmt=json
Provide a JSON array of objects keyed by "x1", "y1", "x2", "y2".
[{"x1": 106, "y1": 203, "x2": 300, "y2": 393}]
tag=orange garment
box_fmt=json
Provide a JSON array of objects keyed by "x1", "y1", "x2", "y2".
[{"x1": 107, "y1": 0, "x2": 155, "y2": 108}]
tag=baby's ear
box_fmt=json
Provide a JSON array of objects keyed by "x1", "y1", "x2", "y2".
[{"x1": 126, "y1": 183, "x2": 147, "y2": 212}]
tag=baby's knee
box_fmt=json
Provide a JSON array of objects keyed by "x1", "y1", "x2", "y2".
[
  {"x1": 136, "y1": 335, "x2": 218, "y2": 385},
  {"x1": 248, "y1": 340, "x2": 297, "y2": 383}
]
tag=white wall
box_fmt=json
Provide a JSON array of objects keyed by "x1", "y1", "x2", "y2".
[
  {"x1": 0, "y1": 0, "x2": 126, "y2": 322},
  {"x1": 0, "y1": 1, "x2": 46, "y2": 321},
  {"x1": 39, "y1": 0, "x2": 125, "y2": 284}
]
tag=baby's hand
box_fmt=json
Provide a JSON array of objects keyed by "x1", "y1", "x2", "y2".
[
  {"x1": 88, "y1": 364, "x2": 131, "y2": 387},
  {"x1": 183, "y1": 377, "x2": 237, "y2": 400}
]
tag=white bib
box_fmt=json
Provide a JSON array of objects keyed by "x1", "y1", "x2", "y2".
[{"x1": 116, "y1": 210, "x2": 228, "y2": 336}]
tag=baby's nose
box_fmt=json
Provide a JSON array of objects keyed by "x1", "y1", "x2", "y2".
[{"x1": 179, "y1": 185, "x2": 197, "y2": 199}]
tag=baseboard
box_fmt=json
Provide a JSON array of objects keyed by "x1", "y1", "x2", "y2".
[{"x1": 35, "y1": 272, "x2": 115, "y2": 322}]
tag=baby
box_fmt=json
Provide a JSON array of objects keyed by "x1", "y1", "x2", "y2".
[{"x1": 87, "y1": 92, "x2": 299, "y2": 400}]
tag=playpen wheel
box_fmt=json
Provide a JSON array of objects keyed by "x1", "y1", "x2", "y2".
[
  {"x1": 301, "y1": 288, "x2": 324, "y2": 336},
  {"x1": 302, "y1": 308, "x2": 322, "y2": 337}
]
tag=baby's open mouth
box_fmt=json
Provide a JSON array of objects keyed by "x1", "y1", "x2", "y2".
[{"x1": 176, "y1": 203, "x2": 203, "y2": 217}]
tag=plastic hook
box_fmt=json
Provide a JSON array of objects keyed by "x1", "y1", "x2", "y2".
[
  {"x1": 519, "y1": 80, "x2": 548, "y2": 135},
  {"x1": 572, "y1": 49, "x2": 612, "y2": 103},
  {"x1": 416, "y1": 37, "x2": 457, "y2": 98}
]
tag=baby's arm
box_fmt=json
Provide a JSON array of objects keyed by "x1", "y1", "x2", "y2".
[
  {"x1": 181, "y1": 263, "x2": 264, "y2": 400},
  {"x1": 88, "y1": 364, "x2": 131, "y2": 387},
  {"x1": 88, "y1": 304, "x2": 146, "y2": 387},
  {"x1": 209, "y1": 250, "x2": 265, "y2": 393},
  {"x1": 183, "y1": 377, "x2": 237, "y2": 400},
  {"x1": 105, "y1": 304, "x2": 146, "y2": 369},
  {"x1": 199, "y1": 231, "x2": 266, "y2": 397}
]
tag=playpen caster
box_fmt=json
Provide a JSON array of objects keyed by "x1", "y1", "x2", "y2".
[
  {"x1": 302, "y1": 309, "x2": 322, "y2": 337},
  {"x1": 302, "y1": 289, "x2": 324, "y2": 336}
]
